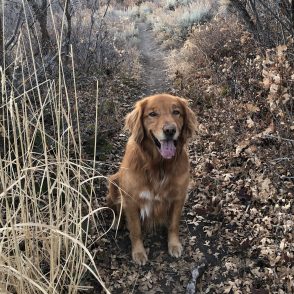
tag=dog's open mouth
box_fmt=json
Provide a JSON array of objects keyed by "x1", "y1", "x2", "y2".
[{"x1": 151, "y1": 133, "x2": 176, "y2": 159}]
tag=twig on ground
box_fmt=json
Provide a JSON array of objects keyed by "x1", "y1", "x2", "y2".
[
  {"x1": 264, "y1": 134, "x2": 294, "y2": 143},
  {"x1": 186, "y1": 259, "x2": 207, "y2": 294}
]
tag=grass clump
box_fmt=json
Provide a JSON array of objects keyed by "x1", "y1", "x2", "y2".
[{"x1": 0, "y1": 5, "x2": 113, "y2": 294}]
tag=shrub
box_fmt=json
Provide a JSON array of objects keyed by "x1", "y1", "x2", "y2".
[
  {"x1": 166, "y1": 16, "x2": 247, "y2": 81},
  {"x1": 2, "y1": 1, "x2": 141, "y2": 83},
  {"x1": 147, "y1": 0, "x2": 216, "y2": 49},
  {"x1": 168, "y1": 14, "x2": 294, "y2": 187}
]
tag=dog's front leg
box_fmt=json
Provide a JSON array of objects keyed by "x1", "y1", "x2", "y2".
[
  {"x1": 125, "y1": 206, "x2": 147, "y2": 265},
  {"x1": 168, "y1": 198, "x2": 185, "y2": 258}
]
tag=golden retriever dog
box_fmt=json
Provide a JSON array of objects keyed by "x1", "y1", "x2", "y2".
[{"x1": 107, "y1": 94, "x2": 197, "y2": 265}]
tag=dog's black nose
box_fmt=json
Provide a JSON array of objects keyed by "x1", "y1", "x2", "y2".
[{"x1": 163, "y1": 125, "x2": 176, "y2": 139}]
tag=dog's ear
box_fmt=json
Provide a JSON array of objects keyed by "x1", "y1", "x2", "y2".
[
  {"x1": 124, "y1": 101, "x2": 144, "y2": 144},
  {"x1": 179, "y1": 98, "x2": 198, "y2": 142}
]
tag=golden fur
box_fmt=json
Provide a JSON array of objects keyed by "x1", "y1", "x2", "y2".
[{"x1": 107, "y1": 94, "x2": 197, "y2": 265}]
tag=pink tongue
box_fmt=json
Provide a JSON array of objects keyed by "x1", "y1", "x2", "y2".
[{"x1": 160, "y1": 141, "x2": 176, "y2": 159}]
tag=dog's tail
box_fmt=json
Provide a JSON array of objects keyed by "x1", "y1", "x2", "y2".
[
  {"x1": 107, "y1": 173, "x2": 125, "y2": 230},
  {"x1": 107, "y1": 173, "x2": 121, "y2": 207}
]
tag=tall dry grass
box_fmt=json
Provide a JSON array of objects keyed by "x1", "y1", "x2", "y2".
[{"x1": 0, "y1": 1, "x2": 113, "y2": 293}]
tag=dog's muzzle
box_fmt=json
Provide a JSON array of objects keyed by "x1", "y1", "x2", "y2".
[{"x1": 151, "y1": 131, "x2": 177, "y2": 159}]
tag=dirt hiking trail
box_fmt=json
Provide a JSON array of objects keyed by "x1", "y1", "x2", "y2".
[
  {"x1": 93, "y1": 21, "x2": 218, "y2": 294},
  {"x1": 91, "y1": 13, "x2": 293, "y2": 294},
  {"x1": 137, "y1": 22, "x2": 172, "y2": 95}
]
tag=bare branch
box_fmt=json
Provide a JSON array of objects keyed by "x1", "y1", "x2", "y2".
[
  {"x1": 27, "y1": 0, "x2": 51, "y2": 55},
  {"x1": 291, "y1": 0, "x2": 294, "y2": 27},
  {"x1": 257, "y1": 0, "x2": 294, "y2": 36},
  {"x1": 279, "y1": 0, "x2": 292, "y2": 20},
  {"x1": 0, "y1": 8, "x2": 3, "y2": 68},
  {"x1": 229, "y1": 0, "x2": 257, "y2": 32},
  {"x1": 5, "y1": 7, "x2": 23, "y2": 50},
  {"x1": 83, "y1": 0, "x2": 99, "y2": 68}
]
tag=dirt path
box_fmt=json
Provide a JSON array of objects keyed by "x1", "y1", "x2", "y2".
[
  {"x1": 91, "y1": 21, "x2": 207, "y2": 294},
  {"x1": 90, "y1": 19, "x2": 235, "y2": 294},
  {"x1": 91, "y1": 13, "x2": 294, "y2": 294},
  {"x1": 137, "y1": 22, "x2": 172, "y2": 95}
]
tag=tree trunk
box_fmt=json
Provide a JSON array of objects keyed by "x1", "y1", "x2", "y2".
[
  {"x1": 64, "y1": 0, "x2": 72, "y2": 65},
  {"x1": 28, "y1": 0, "x2": 50, "y2": 55},
  {"x1": 0, "y1": 7, "x2": 3, "y2": 70}
]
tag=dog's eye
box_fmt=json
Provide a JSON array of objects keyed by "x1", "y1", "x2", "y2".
[
  {"x1": 172, "y1": 110, "x2": 180, "y2": 115},
  {"x1": 149, "y1": 111, "x2": 158, "y2": 117}
]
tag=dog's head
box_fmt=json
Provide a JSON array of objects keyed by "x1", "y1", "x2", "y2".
[{"x1": 125, "y1": 94, "x2": 197, "y2": 159}]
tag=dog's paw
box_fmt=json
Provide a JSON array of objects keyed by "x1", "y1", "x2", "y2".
[
  {"x1": 132, "y1": 249, "x2": 148, "y2": 265},
  {"x1": 168, "y1": 242, "x2": 183, "y2": 258}
]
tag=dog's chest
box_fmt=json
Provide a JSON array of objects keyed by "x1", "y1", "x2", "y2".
[
  {"x1": 137, "y1": 167, "x2": 178, "y2": 222},
  {"x1": 138, "y1": 187, "x2": 170, "y2": 222}
]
